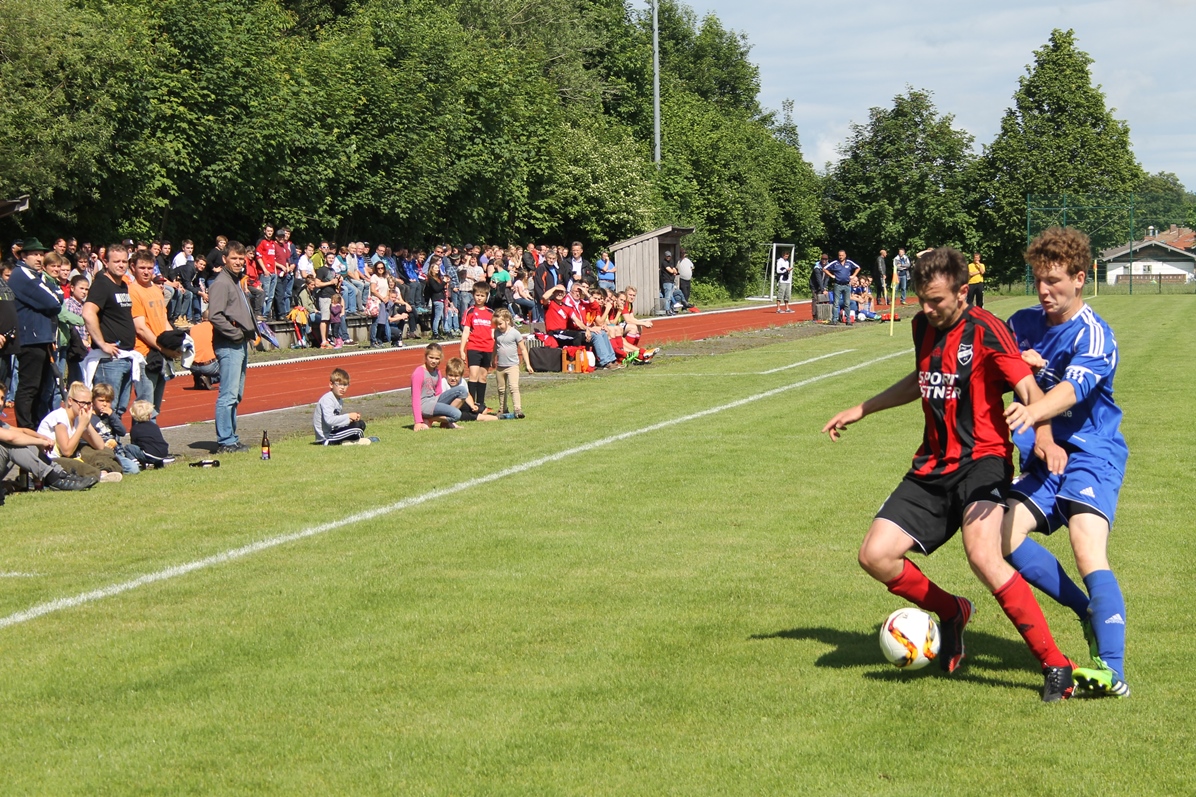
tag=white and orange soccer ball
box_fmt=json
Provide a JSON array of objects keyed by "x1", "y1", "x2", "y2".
[{"x1": 879, "y1": 608, "x2": 940, "y2": 670}]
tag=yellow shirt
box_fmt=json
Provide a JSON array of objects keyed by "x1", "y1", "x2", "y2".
[{"x1": 968, "y1": 261, "x2": 985, "y2": 285}]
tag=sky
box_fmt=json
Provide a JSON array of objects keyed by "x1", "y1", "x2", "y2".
[{"x1": 688, "y1": 0, "x2": 1196, "y2": 189}]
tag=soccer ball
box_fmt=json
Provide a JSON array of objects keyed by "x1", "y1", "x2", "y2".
[{"x1": 879, "y1": 608, "x2": 940, "y2": 670}]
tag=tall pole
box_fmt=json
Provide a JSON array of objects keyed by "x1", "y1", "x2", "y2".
[{"x1": 652, "y1": 0, "x2": 661, "y2": 168}]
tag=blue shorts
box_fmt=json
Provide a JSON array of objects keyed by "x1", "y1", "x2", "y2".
[{"x1": 1009, "y1": 449, "x2": 1123, "y2": 533}]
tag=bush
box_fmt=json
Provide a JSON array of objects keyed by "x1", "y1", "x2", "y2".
[{"x1": 689, "y1": 278, "x2": 733, "y2": 306}]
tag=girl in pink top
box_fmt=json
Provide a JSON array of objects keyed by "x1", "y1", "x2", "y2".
[{"x1": 411, "y1": 343, "x2": 461, "y2": 430}]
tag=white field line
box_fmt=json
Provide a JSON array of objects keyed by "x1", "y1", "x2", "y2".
[
  {"x1": 0, "y1": 573, "x2": 41, "y2": 578},
  {"x1": 162, "y1": 353, "x2": 852, "y2": 430},
  {"x1": 0, "y1": 348, "x2": 910, "y2": 631},
  {"x1": 629, "y1": 349, "x2": 855, "y2": 377}
]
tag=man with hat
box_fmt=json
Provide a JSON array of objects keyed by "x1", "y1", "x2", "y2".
[{"x1": 7, "y1": 237, "x2": 65, "y2": 429}]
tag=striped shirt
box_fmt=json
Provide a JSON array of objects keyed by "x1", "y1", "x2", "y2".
[{"x1": 910, "y1": 306, "x2": 1032, "y2": 478}]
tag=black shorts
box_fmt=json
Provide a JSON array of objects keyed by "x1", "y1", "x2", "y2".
[
  {"x1": 467, "y1": 349, "x2": 494, "y2": 369},
  {"x1": 876, "y1": 456, "x2": 1012, "y2": 555}
]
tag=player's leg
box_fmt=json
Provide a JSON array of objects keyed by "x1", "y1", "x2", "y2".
[
  {"x1": 1067, "y1": 515, "x2": 1128, "y2": 696},
  {"x1": 859, "y1": 519, "x2": 961, "y2": 618},
  {"x1": 958, "y1": 460, "x2": 1074, "y2": 699},
  {"x1": 1003, "y1": 487, "x2": 1091, "y2": 623},
  {"x1": 960, "y1": 500, "x2": 1073, "y2": 700},
  {"x1": 866, "y1": 481, "x2": 973, "y2": 673}
]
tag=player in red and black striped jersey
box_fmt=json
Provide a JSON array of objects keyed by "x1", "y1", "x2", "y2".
[{"x1": 823, "y1": 247, "x2": 1077, "y2": 702}]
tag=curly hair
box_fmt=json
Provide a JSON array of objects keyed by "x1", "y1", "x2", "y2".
[
  {"x1": 1025, "y1": 226, "x2": 1091, "y2": 277},
  {"x1": 911, "y1": 247, "x2": 969, "y2": 292}
]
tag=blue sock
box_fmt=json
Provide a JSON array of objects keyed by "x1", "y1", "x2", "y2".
[
  {"x1": 1006, "y1": 537, "x2": 1090, "y2": 620},
  {"x1": 1083, "y1": 569, "x2": 1126, "y2": 681}
]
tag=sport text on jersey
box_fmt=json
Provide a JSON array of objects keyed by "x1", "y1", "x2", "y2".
[{"x1": 919, "y1": 370, "x2": 961, "y2": 400}]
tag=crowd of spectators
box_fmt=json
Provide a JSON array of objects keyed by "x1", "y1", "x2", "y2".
[{"x1": 1, "y1": 229, "x2": 665, "y2": 499}]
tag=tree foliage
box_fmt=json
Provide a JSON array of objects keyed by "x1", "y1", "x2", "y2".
[
  {"x1": 822, "y1": 88, "x2": 976, "y2": 263},
  {"x1": 973, "y1": 29, "x2": 1143, "y2": 283},
  {"x1": 1, "y1": 0, "x2": 821, "y2": 295}
]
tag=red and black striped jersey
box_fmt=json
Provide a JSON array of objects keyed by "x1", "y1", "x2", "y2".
[{"x1": 910, "y1": 306, "x2": 1032, "y2": 478}]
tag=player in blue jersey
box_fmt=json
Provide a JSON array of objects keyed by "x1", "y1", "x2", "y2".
[{"x1": 1002, "y1": 226, "x2": 1130, "y2": 698}]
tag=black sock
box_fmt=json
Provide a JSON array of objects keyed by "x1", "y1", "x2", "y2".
[
  {"x1": 467, "y1": 381, "x2": 479, "y2": 406},
  {"x1": 477, "y1": 382, "x2": 487, "y2": 409}
]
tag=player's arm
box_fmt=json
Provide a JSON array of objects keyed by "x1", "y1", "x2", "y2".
[
  {"x1": 1005, "y1": 379, "x2": 1077, "y2": 433},
  {"x1": 1008, "y1": 374, "x2": 1067, "y2": 474},
  {"x1": 823, "y1": 370, "x2": 919, "y2": 441},
  {"x1": 459, "y1": 322, "x2": 470, "y2": 359}
]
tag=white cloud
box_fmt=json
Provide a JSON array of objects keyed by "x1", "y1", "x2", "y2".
[{"x1": 686, "y1": 0, "x2": 1196, "y2": 186}]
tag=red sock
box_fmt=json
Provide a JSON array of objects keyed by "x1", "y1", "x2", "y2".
[
  {"x1": 993, "y1": 572, "x2": 1070, "y2": 668},
  {"x1": 884, "y1": 559, "x2": 959, "y2": 621}
]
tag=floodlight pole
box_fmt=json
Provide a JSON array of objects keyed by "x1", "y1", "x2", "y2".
[{"x1": 652, "y1": 0, "x2": 661, "y2": 168}]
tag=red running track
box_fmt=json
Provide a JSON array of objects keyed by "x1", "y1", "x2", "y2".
[{"x1": 157, "y1": 301, "x2": 815, "y2": 428}]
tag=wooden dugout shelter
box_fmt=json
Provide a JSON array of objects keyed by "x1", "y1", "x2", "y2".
[{"x1": 609, "y1": 225, "x2": 694, "y2": 313}]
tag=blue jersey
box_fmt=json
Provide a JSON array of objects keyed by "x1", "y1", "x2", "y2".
[{"x1": 1007, "y1": 303, "x2": 1128, "y2": 473}]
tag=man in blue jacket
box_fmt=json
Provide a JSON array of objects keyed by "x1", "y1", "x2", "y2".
[
  {"x1": 823, "y1": 250, "x2": 861, "y2": 325},
  {"x1": 8, "y1": 238, "x2": 63, "y2": 429}
]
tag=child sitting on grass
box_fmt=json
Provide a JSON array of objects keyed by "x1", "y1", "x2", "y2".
[
  {"x1": 314, "y1": 367, "x2": 372, "y2": 445},
  {"x1": 441, "y1": 357, "x2": 497, "y2": 422},
  {"x1": 412, "y1": 343, "x2": 460, "y2": 430},
  {"x1": 90, "y1": 382, "x2": 141, "y2": 474},
  {"x1": 129, "y1": 400, "x2": 174, "y2": 467},
  {"x1": 492, "y1": 309, "x2": 531, "y2": 418}
]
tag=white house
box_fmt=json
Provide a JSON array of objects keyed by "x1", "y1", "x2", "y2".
[{"x1": 1099, "y1": 239, "x2": 1196, "y2": 285}]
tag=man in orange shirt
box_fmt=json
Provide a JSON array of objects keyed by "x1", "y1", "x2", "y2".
[
  {"x1": 186, "y1": 318, "x2": 219, "y2": 390},
  {"x1": 129, "y1": 250, "x2": 181, "y2": 413}
]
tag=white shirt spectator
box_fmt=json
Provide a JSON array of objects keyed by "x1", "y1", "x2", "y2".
[
  {"x1": 678, "y1": 255, "x2": 694, "y2": 281},
  {"x1": 775, "y1": 255, "x2": 791, "y2": 283}
]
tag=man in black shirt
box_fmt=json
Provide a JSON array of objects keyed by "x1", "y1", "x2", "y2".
[
  {"x1": 313, "y1": 258, "x2": 338, "y2": 348},
  {"x1": 82, "y1": 245, "x2": 138, "y2": 433},
  {"x1": 206, "y1": 236, "x2": 228, "y2": 283}
]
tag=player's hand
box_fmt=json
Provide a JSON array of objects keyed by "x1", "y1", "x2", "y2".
[
  {"x1": 1021, "y1": 348, "x2": 1047, "y2": 373},
  {"x1": 349, "y1": 412, "x2": 361, "y2": 422},
  {"x1": 822, "y1": 405, "x2": 864, "y2": 442},
  {"x1": 1034, "y1": 439, "x2": 1068, "y2": 475},
  {"x1": 1004, "y1": 401, "x2": 1038, "y2": 434},
  {"x1": 414, "y1": 422, "x2": 428, "y2": 431},
  {"x1": 106, "y1": 439, "x2": 117, "y2": 450}
]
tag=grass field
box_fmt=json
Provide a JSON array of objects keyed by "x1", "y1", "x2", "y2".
[{"x1": 1, "y1": 295, "x2": 1193, "y2": 795}]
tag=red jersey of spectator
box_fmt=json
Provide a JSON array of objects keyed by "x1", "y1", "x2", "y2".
[
  {"x1": 910, "y1": 305, "x2": 1032, "y2": 478},
  {"x1": 463, "y1": 306, "x2": 494, "y2": 351},
  {"x1": 544, "y1": 298, "x2": 569, "y2": 333},
  {"x1": 255, "y1": 239, "x2": 278, "y2": 275}
]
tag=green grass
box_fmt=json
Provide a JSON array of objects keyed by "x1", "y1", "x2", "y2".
[{"x1": 1, "y1": 295, "x2": 1193, "y2": 794}]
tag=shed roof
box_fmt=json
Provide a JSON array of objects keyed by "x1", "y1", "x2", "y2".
[{"x1": 610, "y1": 225, "x2": 695, "y2": 251}]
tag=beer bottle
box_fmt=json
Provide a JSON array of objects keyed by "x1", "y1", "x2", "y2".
[{"x1": 261, "y1": 430, "x2": 271, "y2": 460}]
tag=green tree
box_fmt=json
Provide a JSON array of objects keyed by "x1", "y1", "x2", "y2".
[
  {"x1": 1133, "y1": 171, "x2": 1193, "y2": 237},
  {"x1": 822, "y1": 88, "x2": 976, "y2": 265},
  {"x1": 974, "y1": 29, "x2": 1143, "y2": 283},
  {"x1": 0, "y1": 0, "x2": 151, "y2": 237}
]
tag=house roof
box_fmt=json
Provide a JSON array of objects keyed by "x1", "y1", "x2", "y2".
[
  {"x1": 610, "y1": 225, "x2": 695, "y2": 251},
  {"x1": 1101, "y1": 238, "x2": 1196, "y2": 262},
  {"x1": 1151, "y1": 226, "x2": 1195, "y2": 250}
]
